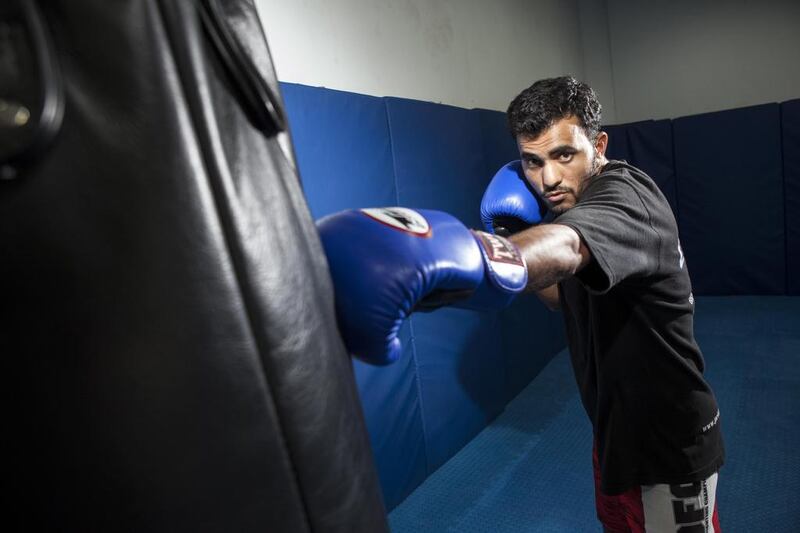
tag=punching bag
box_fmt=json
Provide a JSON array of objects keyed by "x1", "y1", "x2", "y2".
[{"x1": 0, "y1": 1, "x2": 388, "y2": 531}]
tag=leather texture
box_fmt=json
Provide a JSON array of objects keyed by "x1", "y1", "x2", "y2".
[{"x1": 1, "y1": 1, "x2": 387, "y2": 531}]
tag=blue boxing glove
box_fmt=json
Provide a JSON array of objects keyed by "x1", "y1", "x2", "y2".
[
  {"x1": 480, "y1": 160, "x2": 546, "y2": 235},
  {"x1": 317, "y1": 207, "x2": 527, "y2": 365}
]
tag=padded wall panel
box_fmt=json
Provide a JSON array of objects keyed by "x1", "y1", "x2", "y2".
[
  {"x1": 280, "y1": 83, "x2": 396, "y2": 217},
  {"x1": 385, "y1": 97, "x2": 506, "y2": 470},
  {"x1": 351, "y1": 325, "x2": 428, "y2": 510},
  {"x1": 281, "y1": 84, "x2": 426, "y2": 510},
  {"x1": 500, "y1": 298, "x2": 567, "y2": 403},
  {"x1": 474, "y1": 108, "x2": 519, "y2": 179},
  {"x1": 783, "y1": 99, "x2": 800, "y2": 295},
  {"x1": 603, "y1": 123, "x2": 629, "y2": 159},
  {"x1": 386, "y1": 97, "x2": 486, "y2": 227},
  {"x1": 674, "y1": 104, "x2": 785, "y2": 295},
  {"x1": 604, "y1": 120, "x2": 677, "y2": 216},
  {"x1": 411, "y1": 309, "x2": 509, "y2": 471}
]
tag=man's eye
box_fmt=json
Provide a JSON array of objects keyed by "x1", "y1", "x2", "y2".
[
  {"x1": 558, "y1": 152, "x2": 574, "y2": 162},
  {"x1": 525, "y1": 159, "x2": 540, "y2": 168}
]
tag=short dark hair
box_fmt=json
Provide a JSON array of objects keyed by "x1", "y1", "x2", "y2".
[{"x1": 507, "y1": 76, "x2": 602, "y2": 141}]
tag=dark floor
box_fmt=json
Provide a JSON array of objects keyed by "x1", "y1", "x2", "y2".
[{"x1": 389, "y1": 297, "x2": 800, "y2": 532}]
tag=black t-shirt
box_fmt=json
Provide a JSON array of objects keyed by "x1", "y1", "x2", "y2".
[{"x1": 553, "y1": 160, "x2": 724, "y2": 494}]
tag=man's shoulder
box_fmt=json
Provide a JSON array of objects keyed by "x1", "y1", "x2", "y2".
[
  {"x1": 579, "y1": 161, "x2": 643, "y2": 197},
  {"x1": 588, "y1": 160, "x2": 663, "y2": 201},
  {"x1": 598, "y1": 160, "x2": 651, "y2": 183}
]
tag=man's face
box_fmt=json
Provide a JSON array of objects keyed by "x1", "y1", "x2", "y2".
[{"x1": 516, "y1": 115, "x2": 607, "y2": 215}]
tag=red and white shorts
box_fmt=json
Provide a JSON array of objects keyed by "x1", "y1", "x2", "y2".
[{"x1": 593, "y1": 445, "x2": 721, "y2": 532}]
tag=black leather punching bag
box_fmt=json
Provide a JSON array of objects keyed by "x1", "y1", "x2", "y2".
[{"x1": 0, "y1": 1, "x2": 388, "y2": 531}]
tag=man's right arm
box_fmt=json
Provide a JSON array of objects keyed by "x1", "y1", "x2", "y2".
[{"x1": 510, "y1": 222, "x2": 591, "y2": 293}]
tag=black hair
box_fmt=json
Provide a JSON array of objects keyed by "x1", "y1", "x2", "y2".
[{"x1": 507, "y1": 76, "x2": 602, "y2": 141}]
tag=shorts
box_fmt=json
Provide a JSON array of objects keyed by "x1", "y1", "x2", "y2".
[{"x1": 593, "y1": 444, "x2": 721, "y2": 532}]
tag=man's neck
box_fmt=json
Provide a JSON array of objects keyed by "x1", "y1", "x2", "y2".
[{"x1": 592, "y1": 155, "x2": 609, "y2": 177}]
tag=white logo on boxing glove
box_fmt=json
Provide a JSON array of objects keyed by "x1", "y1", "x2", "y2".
[{"x1": 361, "y1": 207, "x2": 431, "y2": 236}]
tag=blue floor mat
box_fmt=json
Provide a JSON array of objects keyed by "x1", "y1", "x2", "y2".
[{"x1": 389, "y1": 297, "x2": 800, "y2": 532}]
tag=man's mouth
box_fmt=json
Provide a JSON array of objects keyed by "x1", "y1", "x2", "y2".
[{"x1": 545, "y1": 190, "x2": 569, "y2": 203}]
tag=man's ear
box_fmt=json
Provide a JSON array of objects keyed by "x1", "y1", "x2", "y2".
[{"x1": 595, "y1": 131, "x2": 609, "y2": 157}]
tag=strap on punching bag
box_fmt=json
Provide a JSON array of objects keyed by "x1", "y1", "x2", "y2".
[
  {"x1": 198, "y1": 0, "x2": 286, "y2": 136},
  {"x1": 0, "y1": 0, "x2": 63, "y2": 179}
]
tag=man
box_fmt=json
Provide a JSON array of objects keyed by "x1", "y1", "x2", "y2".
[{"x1": 486, "y1": 76, "x2": 724, "y2": 532}]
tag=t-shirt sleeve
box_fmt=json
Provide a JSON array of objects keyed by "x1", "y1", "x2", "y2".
[{"x1": 554, "y1": 173, "x2": 661, "y2": 294}]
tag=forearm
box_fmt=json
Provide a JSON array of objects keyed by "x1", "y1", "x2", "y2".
[{"x1": 509, "y1": 223, "x2": 589, "y2": 292}]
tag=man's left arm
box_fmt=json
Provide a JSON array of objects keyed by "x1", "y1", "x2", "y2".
[{"x1": 510, "y1": 223, "x2": 591, "y2": 292}]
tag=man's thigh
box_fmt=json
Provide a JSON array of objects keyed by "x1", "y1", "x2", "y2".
[
  {"x1": 640, "y1": 473, "x2": 720, "y2": 532},
  {"x1": 595, "y1": 473, "x2": 721, "y2": 532},
  {"x1": 592, "y1": 440, "x2": 722, "y2": 532}
]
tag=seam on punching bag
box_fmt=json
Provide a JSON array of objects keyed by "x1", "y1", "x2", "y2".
[{"x1": 152, "y1": 0, "x2": 312, "y2": 530}]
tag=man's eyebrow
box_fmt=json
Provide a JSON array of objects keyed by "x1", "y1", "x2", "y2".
[
  {"x1": 548, "y1": 144, "x2": 578, "y2": 157},
  {"x1": 520, "y1": 151, "x2": 543, "y2": 163}
]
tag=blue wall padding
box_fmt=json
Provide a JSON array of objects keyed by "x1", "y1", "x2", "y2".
[
  {"x1": 474, "y1": 108, "x2": 519, "y2": 179},
  {"x1": 604, "y1": 120, "x2": 678, "y2": 216},
  {"x1": 673, "y1": 104, "x2": 785, "y2": 295},
  {"x1": 280, "y1": 83, "x2": 397, "y2": 217},
  {"x1": 351, "y1": 322, "x2": 428, "y2": 508},
  {"x1": 384, "y1": 97, "x2": 510, "y2": 470},
  {"x1": 602, "y1": 123, "x2": 627, "y2": 159},
  {"x1": 385, "y1": 97, "x2": 488, "y2": 226},
  {"x1": 500, "y1": 298, "x2": 566, "y2": 403},
  {"x1": 783, "y1": 99, "x2": 800, "y2": 295},
  {"x1": 410, "y1": 308, "x2": 508, "y2": 471}
]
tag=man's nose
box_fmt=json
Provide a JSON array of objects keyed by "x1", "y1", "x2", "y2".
[{"x1": 542, "y1": 163, "x2": 560, "y2": 189}]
